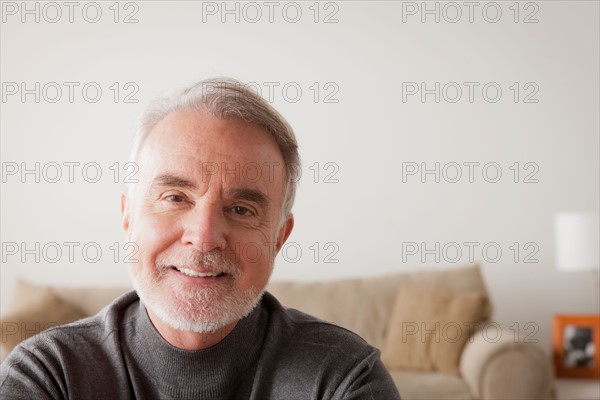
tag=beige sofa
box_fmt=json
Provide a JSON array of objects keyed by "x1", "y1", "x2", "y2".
[{"x1": 1, "y1": 264, "x2": 554, "y2": 399}]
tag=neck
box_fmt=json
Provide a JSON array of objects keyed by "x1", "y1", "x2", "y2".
[{"x1": 146, "y1": 307, "x2": 238, "y2": 350}]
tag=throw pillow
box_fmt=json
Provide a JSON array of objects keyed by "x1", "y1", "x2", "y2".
[{"x1": 382, "y1": 285, "x2": 486, "y2": 374}]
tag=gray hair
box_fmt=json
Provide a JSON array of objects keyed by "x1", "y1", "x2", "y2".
[{"x1": 129, "y1": 77, "x2": 300, "y2": 222}]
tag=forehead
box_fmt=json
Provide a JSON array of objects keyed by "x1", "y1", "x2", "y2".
[{"x1": 137, "y1": 111, "x2": 286, "y2": 194}]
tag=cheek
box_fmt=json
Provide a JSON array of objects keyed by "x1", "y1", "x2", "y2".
[
  {"x1": 229, "y1": 230, "x2": 276, "y2": 283},
  {"x1": 130, "y1": 211, "x2": 182, "y2": 262}
]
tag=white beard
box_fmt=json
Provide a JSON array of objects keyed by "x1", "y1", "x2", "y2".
[{"x1": 129, "y1": 249, "x2": 266, "y2": 333}]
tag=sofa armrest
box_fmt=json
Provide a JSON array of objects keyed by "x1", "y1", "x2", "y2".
[{"x1": 459, "y1": 326, "x2": 554, "y2": 400}]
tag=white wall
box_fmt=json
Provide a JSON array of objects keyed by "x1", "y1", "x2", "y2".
[{"x1": 2, "y1": 1, "x2": 598, "y2": 353}]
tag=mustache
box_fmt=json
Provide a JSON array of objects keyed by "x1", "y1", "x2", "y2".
[{"x1": 155, "y1": 250, "x2": 241, "y2": 277}]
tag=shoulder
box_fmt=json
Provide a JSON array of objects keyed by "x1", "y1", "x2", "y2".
[
  {"x1": 12, "y1": 290, "x2": 138, "y2": 353},
  {"x1": 260, "y1": 293, "x2": 380, "y2": 369},
  {"x1": 1, "y1": 291, "x2": 139, "y2": 396},
  {"x1": 258, "y1": 292, "x2": 400, "y2": 399}
]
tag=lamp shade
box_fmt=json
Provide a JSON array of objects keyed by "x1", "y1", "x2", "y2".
[{"x1": 554, "y1": 212, "x2": 599, "y2": 271}]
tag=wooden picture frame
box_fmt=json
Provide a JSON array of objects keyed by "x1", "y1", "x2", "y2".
[{"x1": 553, "y1": 314, "x2": 600, "y2": 379}]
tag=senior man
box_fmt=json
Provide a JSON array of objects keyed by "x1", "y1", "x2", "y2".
[{"x1": 0, "y1": 78, "x2": 400, "y2": 399}]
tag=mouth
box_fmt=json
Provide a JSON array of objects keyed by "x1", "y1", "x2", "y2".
[{"x1": 170, "y1": 266, "x2": 227, "y2": 278}]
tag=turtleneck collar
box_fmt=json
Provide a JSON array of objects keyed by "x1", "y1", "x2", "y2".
[{"x1": 123, "y1": 295, "x2": 267, "y2": 399}]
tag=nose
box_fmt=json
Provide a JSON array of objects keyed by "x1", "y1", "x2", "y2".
[{"x1": 181, "y1": 202, "x2": 228, "y2": 252}]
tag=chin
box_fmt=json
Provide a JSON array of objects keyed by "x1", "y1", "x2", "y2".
[{"x1": 129, "y1": 265, "x2": 265, "y2": 333}]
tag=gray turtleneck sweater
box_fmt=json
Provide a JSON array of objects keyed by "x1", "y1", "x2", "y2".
[{"x1": 0, "y1": 291, "x2": 400, "y2": 399}]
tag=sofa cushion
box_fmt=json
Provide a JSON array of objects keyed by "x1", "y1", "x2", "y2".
[
  {"x1": 408, "y1": 265, "x2": 492, "y2": 318},
  {"x1": 382, "y1": 285, "x2": 486, "y2": 374},
  {"x1": 267, "y1": 274, "x2": 407, "y2": 348},
  {"x1": 267, "y1": 264, "x2": 490, "y2": 349}
]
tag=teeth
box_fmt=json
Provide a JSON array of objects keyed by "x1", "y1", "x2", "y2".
[{"x1": 175, "y1": 267, "x2": 221, "y2": 278}]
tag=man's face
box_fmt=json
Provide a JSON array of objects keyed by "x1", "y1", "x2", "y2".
[{"x1": 121, "y1": 111, "x2": 293, "y2": 333}]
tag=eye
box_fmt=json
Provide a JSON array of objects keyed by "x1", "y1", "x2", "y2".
[
  {"x1": 229, "y1": 205, "x2": 258, "y2": 218},
  {"x1": 233, "y1": 206, "x2": 252, "y2": 216},
  {"x1": 164, "y1": 194, "x2": 186, "y2": 203}
]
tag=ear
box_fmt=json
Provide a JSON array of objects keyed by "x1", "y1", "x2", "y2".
[
  {"x1": 275, "y1": 214, "x2": 294, "y2": 252},
  {"x1": 121, "y1": 191, "x2": 131, "y2": 232}
]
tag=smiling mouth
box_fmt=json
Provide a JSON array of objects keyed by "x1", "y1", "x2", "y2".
[{"x1": 170, "y1": 266, "x2": 226, "y2": 278}]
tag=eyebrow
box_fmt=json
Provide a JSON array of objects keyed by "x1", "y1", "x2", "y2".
[
  {"x1": 227, "y1": 187, "x2": 270, "y2": 211},
  {"x1": 151, "y1": 173, "x2": 197, "y2": 190}
]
